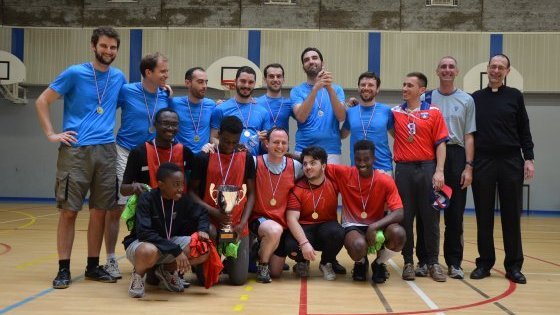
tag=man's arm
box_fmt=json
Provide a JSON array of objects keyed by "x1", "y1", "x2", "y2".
[
  {"x1": 210, "y1": 128, "x2": 220, "y2": 146},
  {"x1": 369, "y1": 208, "x2": 403, "y2": 233},
  {"x1": 461, "y1": 133, "x2": 474, "y2": 189},
  {"x1": 327, "y1": 85, "x2": 346, "y2": 122},
  {"x1": 432, "y1": 142, "x2": 446, "y2": 190},
  {"x1": 286, "y1": 209, "x2": 316, "y2": 261},
  {"x1": 35, "y1": 87, "x2": 77, "y2": 145},
  {"x1": 293, "y1": 85, "x2": 322, "y2": 123},
  {"x1": 340, "y1": 127, "x2": 350, "y2": 139}
]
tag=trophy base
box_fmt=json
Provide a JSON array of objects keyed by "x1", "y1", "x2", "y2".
[{"x1": 219, "y1": 231, "x2": 237, "y2": 244}]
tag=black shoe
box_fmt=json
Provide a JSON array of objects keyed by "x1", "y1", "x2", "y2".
[
  {"x1": 352, "y1": 257, "x2": 368, "y2": 281},
  {"x1": 371, "y1": 260, "x2": 389, "y2": 284},
  {"x1": 53, "y1": 268, "x2": 71, "y2": 289},
  {"x1": 283, "y1": 263, "x2": 290, "y2": 271},
  {"x1": 332, "y1": 260, "x2": 347, "y2": 275},
  {"x1": 506, "y1": 270, "x2": 527, "y2": 284},
  {"x1": 85, "y1": 265, "x2": 117, "y2": 283},
  {"x1": 470, "y1": 267, "x2": 491, "y2": 280},
  {"x1": 192, "y1": 265, "x2": 205, "y2": 286},
  {"x1": 146, "y1": 267, "x2": 159, "y2": 285}
]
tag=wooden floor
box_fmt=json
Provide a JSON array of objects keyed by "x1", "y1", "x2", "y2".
[{"x1": 1, "y1": 203, "x2": 559, "y2": 315}]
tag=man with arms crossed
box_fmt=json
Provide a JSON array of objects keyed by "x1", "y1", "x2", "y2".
[
  {"x1": 326, "y1": 140, "x2": 405, "y2": 283},
  {"x1": 35, "y1": 26, "x2": 127, "y2": 288}
]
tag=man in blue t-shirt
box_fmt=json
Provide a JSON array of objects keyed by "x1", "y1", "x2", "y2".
[
  {"x1": 255, "y1": 63, "x2": 294, "y2": 133},
  {"x1": 210, "y1": 66, "x2": 271, "y2": 156},
  {"x1": 341, "y1": 71, "x2": 394, "y2": 173},
  {"x1": 106, "y1": 52, "x2": 171, "y2": 279},
  {"x1": 170, "y1": 67, "x2": 216, "y2": 154},
  {"x1": 35, "y1": 26, "x2": 127, "y2": 289},
  {"x1": 291, "y1": 47, "x2": 346, "y2": 164}
]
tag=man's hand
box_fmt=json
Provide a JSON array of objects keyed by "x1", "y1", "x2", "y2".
[
  {"x1": 201, "y1": 142, "x2": 216, "y2": 154},
  {"x1": 346, "y1": 97, "x2": 359, "y2": 107},
  {"x1": 301, "y1": 242, "x2": 316, "y2": 261},
  {"x1": 460, "y1": 167, "x2": 473, "y2": 189},
  {"x1": 257, "y1": 130, "x2": 267, "y2": 142},
  {"x1": 131, "y1": 182, "x2": 148, "y2": 196},
  {"x1": 163, "y1": 84, "x2": 173, "y2": 97},
  {"x1": 524, "y1": 160, "x2": 535, "y2": 182},
  {"x1": 432, "y1": 170, "x2": 444, "y2": 190},
  {"x1": 198, "y1": 231, "x2": 210, "y2": 241},
  {"x1": 175, "y1": 252, "x2": 190, "y2": 273},
  {"x1": 47, "y1": 131, "x2": 78, "y2": 146}
]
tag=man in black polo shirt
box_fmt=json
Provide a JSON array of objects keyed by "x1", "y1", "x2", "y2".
[{"x1": 470, "y1": 54, "x2": 535, "y2": 284}]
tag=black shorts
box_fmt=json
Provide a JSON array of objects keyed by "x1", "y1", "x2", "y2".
[
  {"x1": 249, "y1": 217, "x2": 288, "y2": 257},
  {"x1": 344, "y1": 225, "x2": 368, "y2": 236}
]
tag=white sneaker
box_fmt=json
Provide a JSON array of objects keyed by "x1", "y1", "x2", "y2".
[
  {"x1": 448, "y1": 265, "x2": 465, "y2": 279},
  {"x1": 104, "y1": 258, "x2": 122, "y2": 279},
  {"x1": 128, "y1": 272, "x2": 145, "y2": 298},
  {"x1": 154, "y1": 265, "x2": 184, "y2": 292},
  {"x1": 320, "y1": 263, "x2": 336, "y2": 281}
]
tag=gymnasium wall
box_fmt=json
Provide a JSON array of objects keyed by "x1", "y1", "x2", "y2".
[{"x1": 0, "y1": 26, "x2": 559, "y2": 212}]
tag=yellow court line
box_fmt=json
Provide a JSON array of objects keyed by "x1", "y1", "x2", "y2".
[
  {"x1": 0, "y1": 211, "x2": 38, "y2": 235},
  {"x1": 16, "y1": 253, "x2": 58, "y2": 270},
  {"x1": 233, "y1": 279, "x2": 256, "y2": 312}
]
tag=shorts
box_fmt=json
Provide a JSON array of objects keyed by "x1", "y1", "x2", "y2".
[
  {"x1": 125, "y1": 236, "x2": 191, "y2": 266},
  {"x1": 116, "y1": 144, "x2": 131, "y2": 205},
  {"x1": 344, "y1": 225, "x2": 368, "y2": 236},
  {"x1": 249, "y1": 217, "x2": 288, "y2": 257},
  {"x1": 55, "y1": 143, "x2": 117, "y2": 211}
]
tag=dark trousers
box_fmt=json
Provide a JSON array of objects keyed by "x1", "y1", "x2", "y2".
[
  {"x1": 472, "y1": 152, "x2": 524, "y2": 272},
  {"x1": 395, "y1": 161, "x2": 440, "y2": 265},
  {"x1": 443, "y1": 145, "x2": 468, "y2": 268},
  {"x1": 285, "y1": 221, "x2": 344, "y2": 264}
]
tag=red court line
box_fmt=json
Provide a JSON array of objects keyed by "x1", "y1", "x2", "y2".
[
  {"x1": 0, "y1": 243, "x2": 12, "y2": 255},
  {"x1": 300, "y1": 262, "x2": 517, "y2": 315},
  {"x1": 299, "y1": 277, "x2": 308, "y2": 315},
  {"x1": 465, "y1": 240, "x2": 560, "y2": 268}
]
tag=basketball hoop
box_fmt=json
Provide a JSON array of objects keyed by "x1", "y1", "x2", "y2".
[{"x1": 221, "y1": 79, "x2": 236, "y2": 99}]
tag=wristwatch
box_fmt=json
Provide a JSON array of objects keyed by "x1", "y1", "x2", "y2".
[{"x1": 465, "y1": 161, "x2": 474, "y2": 167}]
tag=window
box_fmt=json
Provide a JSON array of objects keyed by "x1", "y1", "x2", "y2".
[
  {"x1": 264, "y1": 0, "x2": 297, "y2": 5},
  {"x1": 426, "y1": 0, "x2": 458, "y2": 6}
]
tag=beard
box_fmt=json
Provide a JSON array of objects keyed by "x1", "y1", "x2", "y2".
[
  {"x1": 360, "y1": 93, "x2": 375, "y2": 103},
  {"x1": 94, "y1": 49, "x2": 116, "y2": 66},
  {"x1": 236, "y1": 86, "x2": 252, "y2": 98},
  {"x1": 304, "y1": 65, "x2": 321, "y2": 78}
]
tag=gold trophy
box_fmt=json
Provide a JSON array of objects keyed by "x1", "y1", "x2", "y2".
[{"x1": 209, "y1": 183, "x2": 247, "y2": 243}]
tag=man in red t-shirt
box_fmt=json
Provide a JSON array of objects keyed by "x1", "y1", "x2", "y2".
[
  {"x1": 391, "y1": 72, "x2": 448, "y2": 282},
  {"x1": 285, "y1": 146, "x2": 344, "y2": 281},
  {"x1": 326, "y1": 140, "x2": 405, "y2": 283},
  {"x1": 189, "y1": 116, "x2": 256, "y2": 286},
  {"x1": 249, "y1": 127, "x2": 303, "y2": 283}
]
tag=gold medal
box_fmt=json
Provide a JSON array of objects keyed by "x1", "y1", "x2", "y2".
[
  {"x1": 148, "y1": 126, "x2": 155, "y2": 133},
  {"x1": 317, "y1": 110, "x2": 324, "y2": 117},
  {"x1": 194, "y1": 134, "x2": 200, "y2": 142},
  {"x1": 270, "y1": 198, "x2": 277, "y2": 206},
  {"x1": 361, "y1": 211, "x2": 367, "y2": 219},
  {"x1": 244, "y1": 130, "x2": 251, "y2": 137},
  {"x1": 407, "y1": 135, "x2": 414, "y2": 142},
  {"x1": 312, "y1": 212, "x2": 319, "y2": 220},
  {"x1": 96, "y1": 106, "x2": 104, "y2": 115}
]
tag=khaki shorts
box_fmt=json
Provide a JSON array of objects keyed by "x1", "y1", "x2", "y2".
[
  {"x1": 116, "y1": 144, "x2": 131, "y2": 205},
  {"x1": 125, "y1": 236, "x2": 191, "y2": 265},
  {"x1": 55, "y1": 143, "x2": 117, "y2": 211}
]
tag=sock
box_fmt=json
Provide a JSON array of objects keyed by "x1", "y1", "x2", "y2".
[
  {"x1": 87, "y1": 257, "x2": 99, "y2": 270},
  {"x1": 376, "y1": 249, "x2": 397, "y2": 264},
  {"x1": 107, "y1": 253, "x2": 116, "y2": 261},
  {"x1": 59, "y1": 259, "x2": 70, "y2": 271}
]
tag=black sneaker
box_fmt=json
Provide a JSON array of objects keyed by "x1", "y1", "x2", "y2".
[
  {"x1": 53, "y1": 268, "x2": 71, "y2": 289},
  {"x1": 371, "y1": 260, "x2": 389, "y2": 284},
  {"x1": 332, "y1": 260, "x2": 347, "y2": 275},
  {"x1": 85, "y1": 265, "x2": 117, "y2": 283},
  {"x1": 352, "y1": 257, "x2": 368, "y2": 281},
  {"x1": 146, "y1": 267, "x2": 159, "y2": 285}
]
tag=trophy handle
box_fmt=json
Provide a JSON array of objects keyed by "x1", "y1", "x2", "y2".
[
  {"x1": 209, "y1": 183, "x2": 218, "y2": 205},
  {"x1": 237, "y1": 184, "x2": 247, "y2": 204}
]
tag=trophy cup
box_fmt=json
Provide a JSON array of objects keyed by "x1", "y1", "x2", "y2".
[{"x1": 209, "y1": 183, "x2": 247, "y2": 243}]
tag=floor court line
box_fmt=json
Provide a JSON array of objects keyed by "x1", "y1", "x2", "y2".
[
  {"x1": 465, "y1": 240, "x2": 560, "y2": 268},
  {"x1": 0, "y1": 212, "x2": 57, "y2": 225}
]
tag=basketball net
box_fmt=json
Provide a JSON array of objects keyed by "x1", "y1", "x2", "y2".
[{"x1": 221, "y1": 80, "x2": 236, "y2": 100}]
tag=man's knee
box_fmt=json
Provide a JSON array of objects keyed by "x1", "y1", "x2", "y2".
[
  {"x1": 345, "y1": 233, "x2": 367, "y2": 260},
  {"x1": 59, "y1": 209, "x2": 78, "y2": 222},
  {"x1": 136, "y1": 243, "x2": 160, "y2": 266},
  {"x1": 259, "y1": 221, "x2": 283, "y2": 240},
  {"x1": 385, "y1": 224, "x2": 406, "y2": 251}
]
